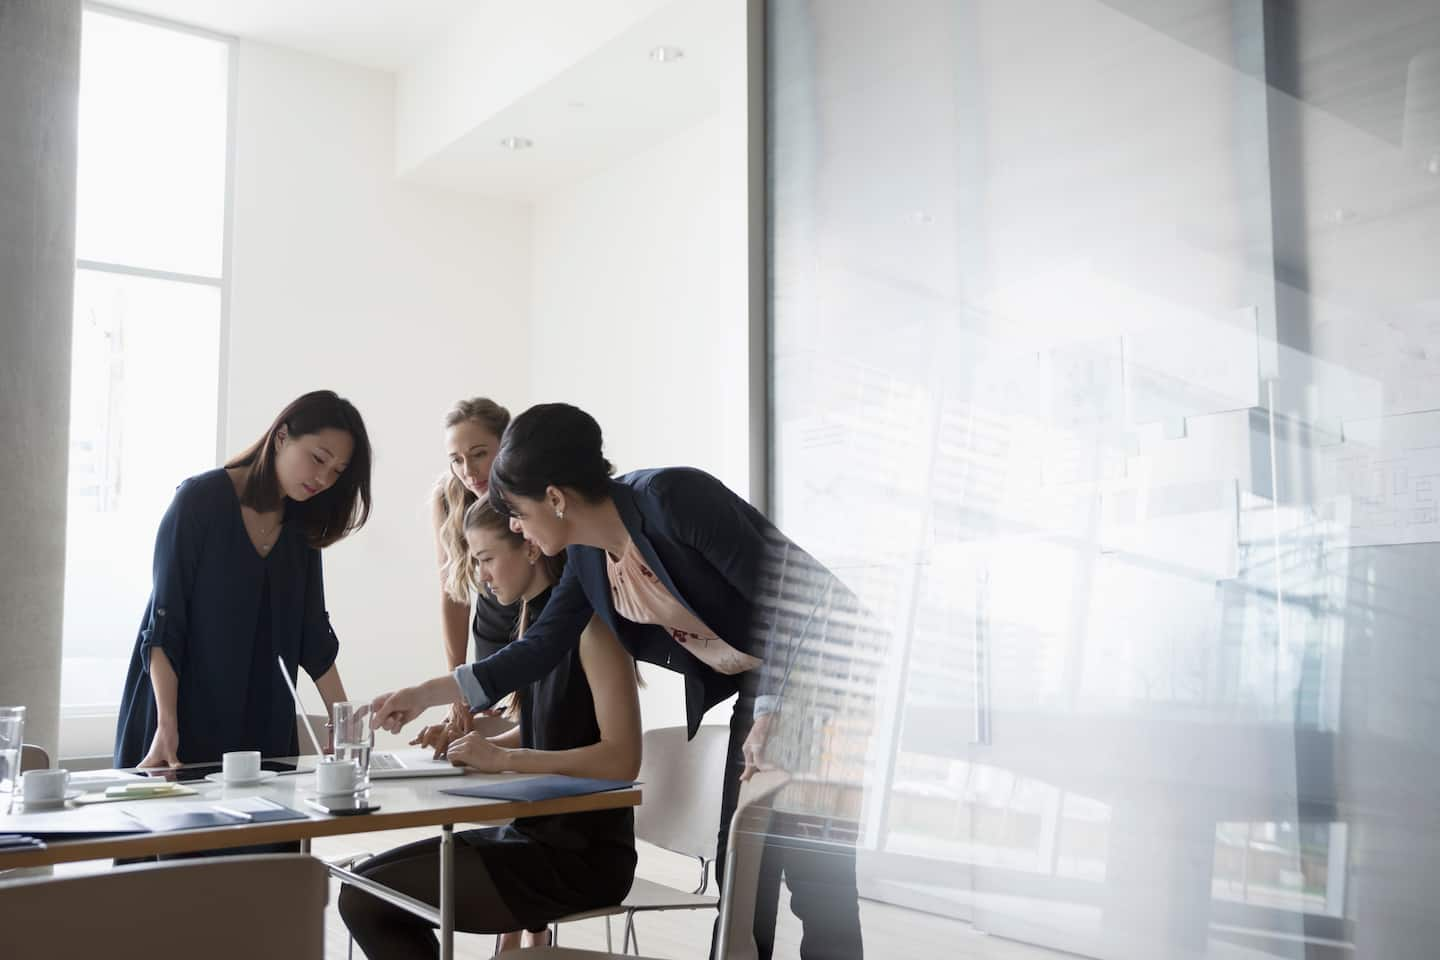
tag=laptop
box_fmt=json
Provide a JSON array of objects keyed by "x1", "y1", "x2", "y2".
[
  {"x1": 367, "y1": 747, "x2": 467, "y2": 779},
  {"x1": 275, "y1": 655, "x2": 465, "y2": 781}
]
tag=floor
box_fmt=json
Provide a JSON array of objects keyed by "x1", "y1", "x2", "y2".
[{"x1": 314, "y1": 827, "x2": 1059, "y2": 960}]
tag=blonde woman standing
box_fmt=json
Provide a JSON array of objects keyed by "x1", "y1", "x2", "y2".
[{"x1": 431, "y1": 398, "x2": 520, "y2": 735}]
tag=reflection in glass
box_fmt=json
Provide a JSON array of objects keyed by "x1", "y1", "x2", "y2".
[{"x1": 769, "y1": 0, "x2": 1440, "y2": 956}]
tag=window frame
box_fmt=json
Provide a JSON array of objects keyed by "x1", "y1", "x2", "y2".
[{"x1": 59, "y1": 4, "x2": 236, "y2": 753}]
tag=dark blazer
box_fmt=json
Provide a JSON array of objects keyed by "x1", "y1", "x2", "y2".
[{"x1": 467, "y1": 467, "x2": 846, "y2": 737}]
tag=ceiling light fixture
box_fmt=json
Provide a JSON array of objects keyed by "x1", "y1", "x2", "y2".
[
  {"x1": 499, "y1": 137, "x2": 533, "y2": 150},
  {"x1": 649, "y1": 45, "x2": 684, "y2": 63}
]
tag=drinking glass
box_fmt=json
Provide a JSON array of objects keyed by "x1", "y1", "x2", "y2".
[
  {"x1": 0, "y1": 706, "x2": 27, "y2": 807},
  {"x1": 332, "y1": 701, "x2": 373, "y2": 789}
]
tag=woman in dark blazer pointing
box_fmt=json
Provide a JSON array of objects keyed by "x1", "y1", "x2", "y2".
[{"x1": 373, "y1": 403, "x2": 864, "y2": 960}]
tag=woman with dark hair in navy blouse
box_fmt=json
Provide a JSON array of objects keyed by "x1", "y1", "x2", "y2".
[{"x1": 114, "y1": 390, "x2": 373, "y2": 769}]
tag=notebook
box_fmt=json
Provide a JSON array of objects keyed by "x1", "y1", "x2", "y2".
[
  {"x1": 441, "y1": 775, "x2": 637, "y2": 802},
  {"x1": 208, "y1": 796, "x2": 310, "y2": 824},
  {"x1": 0, "y1": 798, "x2": 308, "y2": 840},
  {"x1": 122, "y1": 799, "x2": 307, "y2": 833},
  {"x1": 0, "y1": 808, "x2": 150, "y2": 837}
]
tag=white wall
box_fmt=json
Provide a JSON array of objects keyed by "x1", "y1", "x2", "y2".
[
  {"x1": 225, "y1": 41, "x2": 532, "y2": 743},
  {"x1": 529, "y1": 105, "x2": 750, "y2": 729}
]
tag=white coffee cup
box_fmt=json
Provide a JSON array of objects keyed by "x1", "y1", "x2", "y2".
[
  {"x1": 22, "y1": 768, "x2": 70, "y2": 805},
  {"x1": 315, "y1": 757, "x2": 358, "y2": 796},
  {"x1": 222, "y1": 750, "x2": 263, "y2": 783}
]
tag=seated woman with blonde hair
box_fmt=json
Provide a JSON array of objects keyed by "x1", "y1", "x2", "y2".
[{"x1": 342, "y1": 500, "x2": 641, "y2": 958}]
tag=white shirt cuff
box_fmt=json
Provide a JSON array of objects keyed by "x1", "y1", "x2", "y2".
[{"x1": 453, "y1": 665, "x2": 495, "y2": 712}]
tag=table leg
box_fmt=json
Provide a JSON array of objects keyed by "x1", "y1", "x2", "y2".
[
  {"x1": 440, "y1": 823, "x2": 455, "y2": 960},
  {"x1": 299, "y1": 837, "x2": 311, "y2": 855}
]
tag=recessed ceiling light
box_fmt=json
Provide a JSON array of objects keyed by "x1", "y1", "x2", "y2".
[
  {"x1": 649, "y1": 45, "x2": 684, "y2": 63},
  {"x1": 499, "y1": 137, "x2": 533, "y2": 150}
]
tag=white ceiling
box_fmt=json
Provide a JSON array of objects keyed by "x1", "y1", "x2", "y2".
[
  {"x1": 406, "y1": 0, "x2": 744, "y2": 198},
  {"x1": 97, "y1": 0, "x2": 476, "y2": 71},
  {"x1": 97, "y1": 0, "x2": 746, "y2": 197}
]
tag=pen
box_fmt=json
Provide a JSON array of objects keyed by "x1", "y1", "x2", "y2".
[{"x1": 213, "y1": 805, "x2": 253, "y2": 822}]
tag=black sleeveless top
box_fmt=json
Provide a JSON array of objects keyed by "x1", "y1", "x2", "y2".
[
  {"x1": 459, "y1": 587, "x2": 636, "y2": 925},
  {"x1": 472, "y1": 585, "x2": 521, "y2": 660},
  {"x1": 509, "y1": 587, "x2": 635, "y2": 864}
]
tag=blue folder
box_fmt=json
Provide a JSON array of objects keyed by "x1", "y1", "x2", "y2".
[{"x1": 441, "y1": 775, "x2": 636, "y2": 802}]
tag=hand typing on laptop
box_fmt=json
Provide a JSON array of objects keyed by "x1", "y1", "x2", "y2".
[
  {"x1": 411, "y1": 719, "x2": 461, "y2": 760},
  {"x1": 443, "y1": 732, "x2": 512, "y2": 773}
]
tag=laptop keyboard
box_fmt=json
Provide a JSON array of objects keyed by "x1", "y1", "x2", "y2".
[{"x1": 369, "y1": 753, "x2": 403, "y2": 771}]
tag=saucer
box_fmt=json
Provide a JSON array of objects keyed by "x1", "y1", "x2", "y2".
[
  {"x1": 312, "y1": 784, "x2": 369, "y2": 798},
  {"x1": 18, "y1": 789, "x2": 82, "y2": 809},
  {"x1": 203, "y1": 770, "x2": 279, "y2": 786}
]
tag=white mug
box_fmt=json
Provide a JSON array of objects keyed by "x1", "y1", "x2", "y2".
[
  {"x1": 22, "y1": 768, "x2": 69, "y2": 805},
  {"x1": 315, "y1": 757, "x2": 358, "y2": 796},
  {"x1": 222, "y1": 750, "x2": 263, "y2": 783}
]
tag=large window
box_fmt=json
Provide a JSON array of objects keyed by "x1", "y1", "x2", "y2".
[{"x1": 62, "y1": 10, "x2": 230, "y2": 714}]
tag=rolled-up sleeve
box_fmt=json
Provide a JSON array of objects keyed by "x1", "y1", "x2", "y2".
[
  {"x1": 299, "y1": 547, "x2": 340, "y2": 680},
  {"x1": 139, "y1": 484, "x2": 204, "y2": 676},
  {"x1": 453, "y1": 664, "x2": 491, "y2": 711}
]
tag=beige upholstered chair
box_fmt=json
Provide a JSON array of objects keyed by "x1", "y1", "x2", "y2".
[{"x1": 0, "y1": 853, "x2": 329, "y2": 958}]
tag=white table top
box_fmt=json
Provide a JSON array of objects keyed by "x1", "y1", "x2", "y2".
[{"x1": 0, "y1": 756, "x2": 640, "y2": 870}]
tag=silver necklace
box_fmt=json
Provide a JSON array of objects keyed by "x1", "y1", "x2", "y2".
[{"x1": 251, "y1": 511, "x2": 281, "y2": 553}]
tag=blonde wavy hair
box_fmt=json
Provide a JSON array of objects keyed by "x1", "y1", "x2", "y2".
[{"x1": 437, "y1": 397, "x2": 511, "y2": 604}]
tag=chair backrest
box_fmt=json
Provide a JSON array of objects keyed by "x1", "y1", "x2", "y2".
[
  {"x1": 19, "y1": 744, "x2": 50, "y2": 772},
  {"x1": 715, "y1": 770, "x2": 790, "y2": 960},
  {"x1": 634, "y1": 724, "x2": 730, "y2": 861},
  {"x1": 0, "y1": 853, "x2": 329, "y2": 958}
]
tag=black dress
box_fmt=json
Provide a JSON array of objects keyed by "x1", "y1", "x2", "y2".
[
  {"x1": 113, "y1": 469, "x2": 340, "y2": 767},
  {"x1": 339, "y1": 586, "x2": 635, "y2": 950},
  {"x1": 461, "y1": 585, "x2": 636, "y2": 928}
]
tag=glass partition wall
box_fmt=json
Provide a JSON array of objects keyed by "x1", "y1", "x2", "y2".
[{"x1": 768, "y1": 1, "x2": 1440, "y2": 956}]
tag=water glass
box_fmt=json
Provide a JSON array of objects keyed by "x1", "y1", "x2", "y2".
[
  {"x1": 332, "y1": 701, "x2": 373, "y2": 788},
  {"x1": 0, "y1": 706, "x2": 26, "y2": 800}
]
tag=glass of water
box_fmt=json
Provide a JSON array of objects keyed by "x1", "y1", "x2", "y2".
[
  {"x1": 332, "y1": 701, "x2": 372, "y2": 789},
  {"x1": 0, "y1": 706, "x2": 26, "y2": 804}
]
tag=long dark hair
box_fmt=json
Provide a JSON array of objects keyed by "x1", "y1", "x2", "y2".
[
  {"x1": 226, "y1": 390, "x2": 373, "y2": 548},
  {"x1": 488, "y1": 403, "x2": 613, "y2": 517}
]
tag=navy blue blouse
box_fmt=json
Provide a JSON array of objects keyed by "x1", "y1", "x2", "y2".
[{"x1": 113, "y1": 469, "x2": 340, "y2": 767}]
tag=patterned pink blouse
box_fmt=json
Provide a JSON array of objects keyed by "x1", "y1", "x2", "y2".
[{"x1": 605, "y1": 544, "x2": 763, "y2": 676}]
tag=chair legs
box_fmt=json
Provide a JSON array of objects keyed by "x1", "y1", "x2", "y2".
[
  {"x1": 695, "y1": 855, "x2": 710, "y2": 895},
  {"x1": 622, "y1": 911, "x2": 638, "y2": 954}
]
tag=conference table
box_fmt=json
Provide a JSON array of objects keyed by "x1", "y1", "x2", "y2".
[{"x1": 0, "y1": 757, "x2": 642, "y2": 960}]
